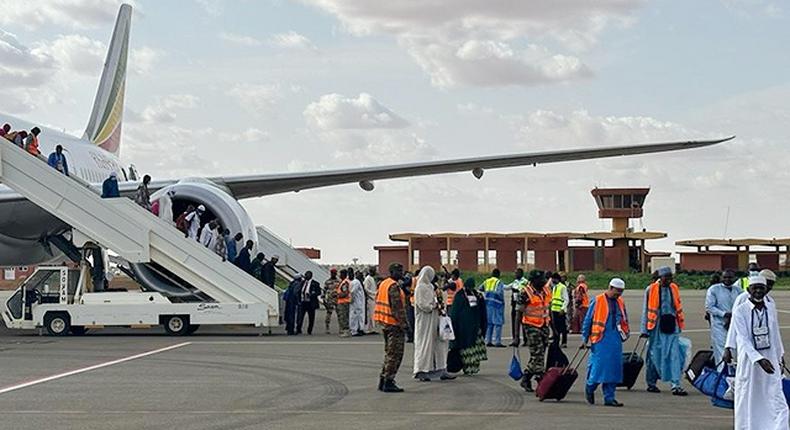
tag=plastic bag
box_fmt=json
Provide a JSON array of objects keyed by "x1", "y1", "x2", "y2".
[
  {"x1": 439, "y1": 315, "x2": 455, "y2": 341},
  {"x1": 509, "y1": 348, "x2": 523, "y2": 381}
]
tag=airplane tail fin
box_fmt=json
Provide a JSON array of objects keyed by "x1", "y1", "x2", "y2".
[{"x1": 83, "y1": 3, "x2": 132, "y2": 156}]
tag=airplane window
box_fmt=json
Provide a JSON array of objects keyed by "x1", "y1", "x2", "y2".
[{"x1": 121, "y1": 168, "x2": 128, "y2": 181}]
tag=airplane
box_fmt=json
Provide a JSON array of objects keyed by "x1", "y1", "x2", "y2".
[{"x1": 0, "y1": 4, "x2": 731, "y2": 285}]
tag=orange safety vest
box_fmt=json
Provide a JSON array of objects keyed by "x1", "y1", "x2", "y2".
[
  {"x1": 336, "y1": 279, "x2": 351, "y2": 304},
  {"x1": 645, "y1": 282, "x2": 685, "y2": 332},
  {"x1": 446, "y1": 278, "x2": 463, "y2": 306},
  {"x1": 373, "y1": 278, "x2": 404, "y2": 326},
  {"x1": 589, "y1": 293, "x2": 629, "y2": 344},
  {"x1": 522, "y1": 284, "x2": 551, "y2": 328},
  {"x1": 576, "y1": 282, "x2": 590, "y2": 308},
  {"x1": 26, "y1": 135, "x2": 39, "y2": 155}
]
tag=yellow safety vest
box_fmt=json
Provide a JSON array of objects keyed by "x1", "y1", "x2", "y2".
[
  {"x1": 740, "y1": 277, "x2": 749, "y2": 292},
  {"x1": 551, "y1": 282, "x2": 567, "y2": 312},
  {"x1": 483, "y1": 277, "x2": 499, "y2": 292}
]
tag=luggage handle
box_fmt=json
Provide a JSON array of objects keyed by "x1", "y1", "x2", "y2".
[
  {"x1": 563, "y1": 346, "x2": 589, "y2": 375},
  {"x1": 631, "y1": 336, "x2": 648, "y2": 359}
]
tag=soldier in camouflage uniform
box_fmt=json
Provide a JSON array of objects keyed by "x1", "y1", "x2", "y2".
[
  {"x1": 520, "y1": 272, "x2": 552, "y2": 392},
  {"x1": 323, "y1": 268, "x2": 339, "y2": 334},
  {"x1": 336, "y1": 269, "x2": 352, "y2": 337},
  {"x1": 374, "y1": 263, "x2": 407, "y2": 393}
]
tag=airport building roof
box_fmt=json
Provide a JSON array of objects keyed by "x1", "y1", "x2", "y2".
[
  {"x1": 676, "y1": 238, "x2": 790, "y2": 248},
  {"x1": 390, "y1": 231, "x2": 667, "y2": 242}
]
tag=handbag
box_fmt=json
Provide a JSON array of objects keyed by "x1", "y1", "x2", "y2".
[
  {"x1": 509, "y1": 347, "x2": 523, "y2": 381},
  {"x1": 439, "y1": 315, "x2": 455, "y2": 341},
  {"x1": 659, "y1": 314, "x2": 676, "y2": 334}
]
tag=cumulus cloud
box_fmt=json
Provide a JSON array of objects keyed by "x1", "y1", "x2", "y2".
[
  {"x1": 129, "y1": 46, "x2": 162, "y2": 75},
  {"x1": 0, "y1": 30, "x2": 55, "y2": 88},
  {"x1": 226, "y1": 83, "x2": 284, "y2": 115},
  {"x1": 302, "y1": 0, "x2": 641, "y2": 87},
  {"x1": 33, "y1": 34, "x2": 105, "y2": 76},
  {"x1": 0, "y1": 0, "x2": 133, "y2": 30},
  {"x1": 219, "y1": 32, "x2": 263, "y2": 47},
  {"x1": 269, "y1": 31, "x2": 317, "y2": 51},
  {"x1": 304, "y1": 93, "x2": 409, "y2": 130},
  {"x1": 137, "y1": 94, "x2": 200, "y2": 124}
]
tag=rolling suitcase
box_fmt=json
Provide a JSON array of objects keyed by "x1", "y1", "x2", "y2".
[
  {"x1": 685, "y1": 350, "x2": 715, "y2": 384},
  {"x1": 536, "y1": 347, "x2": 588, "y2": 402},
  {"x1": 619, "y1": 337, "x2": 647, "y2": 390}
]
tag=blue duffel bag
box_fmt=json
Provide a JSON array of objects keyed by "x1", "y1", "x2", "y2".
[{"x1": 693, "y1": 365, "x2": 733, "y2": 409}]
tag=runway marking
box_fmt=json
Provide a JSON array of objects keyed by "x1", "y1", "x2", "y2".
[
  {"x1": 0, "y1": 410, "x2": 731, "y2": 419},
  {"x1": 0, "y1": 342, "x2": 191, "y2": 396},
  {"x1": 192, "y1": 341, "x2": 382, "y2": 345}
]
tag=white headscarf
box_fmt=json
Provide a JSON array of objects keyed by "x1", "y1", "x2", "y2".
[
  {"x1": 417, "y1": 266, "x2": 435, "y2": 288},
  {"x1": 414, "y1": 265, "x2": 437, "y2": 312}
]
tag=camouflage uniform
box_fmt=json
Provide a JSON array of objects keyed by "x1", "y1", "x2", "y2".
[
  {"x1": 323, "y1": 278, "x2": 339, "y2": 333},
  {"x1": 336, "y1": 279, "x2": 351, "y2": 337},
  {"x1": 524, "y1": 325, "x2": 550, "y2": 375},
  {"x1": 380, "y1": 279, "x2": 407, "y2": 380}
]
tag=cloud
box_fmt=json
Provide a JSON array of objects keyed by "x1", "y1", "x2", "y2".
[
  {"x1": 219, "y1": 32, "x2": 263, "y2": 47},
  {"x1": 0, "y1": 0, "x2": 132, "y2": 30},
  {"x1": 33, "y1": 34, "x2": 105, "y2": 76},
  {"x1": 137, "y1": 94, "x2": 200, "y2": 124},
  {"x1": 195, "y1": 0, "x2": 223, "y2": 17},
  {"x1": 302, "y1": 0, "x2": 642, "y2": 87},
  {"x1": 225, "y1": 83, "x2": 284, "y2": 115},
  {"x1": 130, "y1": 46, "x2": 162, "y2": 75},
  {"x1": 457, "y1": 102, "x2": 494, "y2": 116},
  {"x1": 269, "y1": 31, "x2": 317, "y2": 51},
  {"x1": 304, "y1": 93, "x2": 409, "y2": 130},
  {"x1": 721, "y1": 0, "x2": 783, "y2": 18}
]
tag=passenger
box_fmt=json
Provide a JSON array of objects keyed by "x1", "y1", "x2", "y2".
[
  {"x1": 250, "y1": 252, "x2": 265, "y2": 280},
  {"x1": 583, "y1": 278, "x2": 629, "y2": 407},
  {"x1": 730, "y1": 275, "x2": 788, "y2": 430},
  {"x1": 296, "y1": 271, "x2": 322, "y2": 335},
  {"x1": 101, "y1": 172, "x2": 120, "y2": 198},
  {"x1": 12, "y1": 130, "x2": 27, "y2": 148},
  {"x1": 350, "y1": 269, "x2": 366, "y2": 336},
  {"x1": 705, "y1": 269, "x2": 741, "y2": 364},
  {"x1": 374, "y1": 263, "x2": 408, "y2": 393},
  {"x1": 323, "y1": 268, "x2": 339, "y2": 334},
  {"x1": 175, "y1": 205, "x2": 194, "y2": 236},
  {"x1": 157, "y1": 190, "x2": 176, "y2": 226},
  {"x1": 234, "y1": 240, "x2": 254, "y2": 273},
  {"x1": 46, "y1": 145, "x2": 69, "y2": 176},
  {"x1": 225, "y1": 231, "x2": 241, "y2": 263},
  {"x1": 448, "y1": 277, "x2": 488, "y2": 376},
  {"x1": 724, "y1": 269, "x2": 777, "y2": 364},
  {"x1": 261, "y1": 255, "x2": 278, "y2": 288},
  {"x1": 480, "y1": 268, "x2": 506, "y2": 348},
  {"x1": 571, "y1": 274, "x2": 590, "y2": 334},
  {"x1": 199, "y1": 220, "x2": 215, "y2": 248},
  {"x1": 184, "y1": 205, "x2": 205, "y2": 240},
  {"x1": 134, "y1": 174, "x2": 152, "y2": 210},
  {"x1": 336, "y1": 269, "x2": 351, "y2": 338},
  {"x1": 363, "y1": 266, "x2": 378, "y2": 334},
  {"x1": 213, "y1": 228, "x2": 227, "y2": 261},
  {"x1": 413, "y1": 265, "x2": 454, "y2": 382},
  {"x1": 0, "y1": 123, "x2": 10, "y2": 138},
  {"x1": 24, "y1": 127, "x2": 40, "y2": 155},
  {"x1": 283, "y1": 274, "x2": 303, "y2": 336},
  {"x1": 207, "y1": 221, "x2": 221, "y2": 250},
  {"x1": 641, "y1": 266, "x2": 688, "y2": 396}
]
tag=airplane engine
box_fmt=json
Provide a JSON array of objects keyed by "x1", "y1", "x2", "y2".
[{"x1": 130, "y1": 178, "x2": 258, "y2": 300}]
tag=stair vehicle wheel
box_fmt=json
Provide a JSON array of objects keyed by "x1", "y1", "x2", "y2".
[
  {"x1": 163, "y1": 315, "x2": 189, "y2": 336},
  {"x1": 44, "y1": 312, "x2": 71, "y2": 336},
  {"x1": 70, "y1": 326, "x2": 89, "y2": 336}
]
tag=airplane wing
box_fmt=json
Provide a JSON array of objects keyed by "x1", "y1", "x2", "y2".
[{"x1": 211, "y1": 137, "x2": 732, "y2": 199}]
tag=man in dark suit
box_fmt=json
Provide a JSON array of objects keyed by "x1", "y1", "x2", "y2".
[{"x1": 297, "y1": 271, "x2": 323, "y2": 335}]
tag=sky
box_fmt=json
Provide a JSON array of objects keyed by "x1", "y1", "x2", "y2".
[{"x1": 1, "y1": 0, "x2": 788, "y2": 264}]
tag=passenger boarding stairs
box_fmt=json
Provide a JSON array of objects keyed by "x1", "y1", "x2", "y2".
[
  {"x1": 256, "y1": 226, "x2": 330, "y2": 284},
  {"x1": 0, "y1": 140, "x2": 279, "y2": 325}
]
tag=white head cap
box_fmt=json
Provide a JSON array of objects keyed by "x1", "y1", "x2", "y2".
[
  {"x1": 609, "y1": 278, "x2": 625, "y2": 290},
  {"x1": 759, "y1": 269, "x2": 777, "y2": 282},
  {"x1": 197, "y1": 204, "x2": 206, "y2": 211},
  {"x1": 109, "y1": 171, "x2": 118, "y2": 178},
  {"x1": 749, "y1": 275, "x2": 767, "y2": 286}
]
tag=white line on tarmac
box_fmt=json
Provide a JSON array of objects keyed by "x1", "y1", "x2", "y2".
[
  {"x1": 0, "y1": 342, "x2": 192, "y2": 396},
  {"x1": 192, "y1": 341, "x2": 381, "y2": 345}
]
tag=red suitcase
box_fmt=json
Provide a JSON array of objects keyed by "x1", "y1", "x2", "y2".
[{"x1": 536, "y1": 347, "x2": 588, "y2": 402}]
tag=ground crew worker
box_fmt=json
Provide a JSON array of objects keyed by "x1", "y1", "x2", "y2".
[
  {"x1": 336, "y1": 269, "x2": 351, "y2": 337},
  {"x1": 582, "y1": 278, "x2": 628, "y2": 407},
  {"x1": 323, "y1": 268, "x2": 339, "y2": 334},
  {"x1": 444, "y1": 269, "x2": 463, "y2": 309},
  {"x1": 520, "y1": 271, "x2": 552, "y2": 392},
  {"x1": 507, "y1": 268, "x2": 528, "y2": 346},
  {"x1": 550, "y1": 272, "x2": 569, "y2": 348},
  {"x1": 571, "y1": 274, "x2": 590, "y2": 334},
  {"x1": 739, "y1": 263, "x2": 760, "y2": 291},
  {"x1": 374, "y1": 263, "x2": 407, "y2": 393},
  {"x1": 480, "y1": 268, "x2": 505, "y2": 347}
]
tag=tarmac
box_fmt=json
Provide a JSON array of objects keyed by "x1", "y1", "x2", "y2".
[{"x1": 0, "y1": 289, "x2": 788, "y2": 430}]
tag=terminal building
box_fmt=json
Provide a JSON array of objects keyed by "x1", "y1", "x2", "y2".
[
  {"x1": 676, "y1": 238, "x2": 790, "y2": 271},
  {"x1": 375, "y1": 188, "x2": 670, "y2": 274}
]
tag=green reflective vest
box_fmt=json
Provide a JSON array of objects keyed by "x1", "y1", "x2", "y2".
[
  {"x1": 551, "y1": 282, "x2": 567, "y2": 312},
  {"x1": 483, "y1": 277, "x2": 499, "y2": 292}
]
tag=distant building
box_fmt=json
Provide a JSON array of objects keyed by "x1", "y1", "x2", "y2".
[
  {"x1": 677, "y1": 238, "x2": 790, "y2": 271},
  {"x1": 375, "y1": 188, "x2": 668, "y2": 273}
]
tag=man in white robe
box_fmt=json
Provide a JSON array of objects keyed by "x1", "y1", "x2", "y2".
[
  {"x1": 349, "y1": 273, "x2": 366, "y2": 336},
  {"x1": 199, "y1": 220, "x2": 215, "y2": 248},
  {"x1": 731, "y1": 275, "x2": 788, "y2": 430},
  {"x1": 158, "y1": 190, "x2": 176, "y2": 226},
  {"x1": 413, "y1": 266, "x2": 454, "y2": 381},
  {"x1": 185, "y1": 205, "x2": 205, "y2": 241},
  {"x1": 364, "y1": 267, "x2": 379, "y2": 334}
]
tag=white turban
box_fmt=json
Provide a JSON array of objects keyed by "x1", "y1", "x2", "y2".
[
  {"x1": 609, "y1": 278, "x2": 625, "y2": 290},
  {"x1": 749, "y1": 275, "x2": 767, "y2": 286}
]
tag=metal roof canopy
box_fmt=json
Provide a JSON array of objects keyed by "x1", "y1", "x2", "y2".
[
  {"x1": 676, "y1": 238, "x2": 790, "y2": 248},
  {"x1": 390, "y1": 231, "x2": 667, "y2": 242}
]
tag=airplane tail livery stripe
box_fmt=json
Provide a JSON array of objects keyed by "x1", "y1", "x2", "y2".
[{"x1": 83, "y1": 4, "x2": 131, "y2": 156}]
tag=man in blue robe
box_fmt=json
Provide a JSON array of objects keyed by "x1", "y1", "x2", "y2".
[
  {"x1": 705, "y1": 269, "x2": 742, "y2": 365},
  {"x1": 641, "y1": 266, "x2": 688, "y2": 396},
  {"x1": 479, "y1": 269, "x2": 505, "y2": 347},
  {"x1": 582, "y1": 278, "x2": 628, "y2": 407}
]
